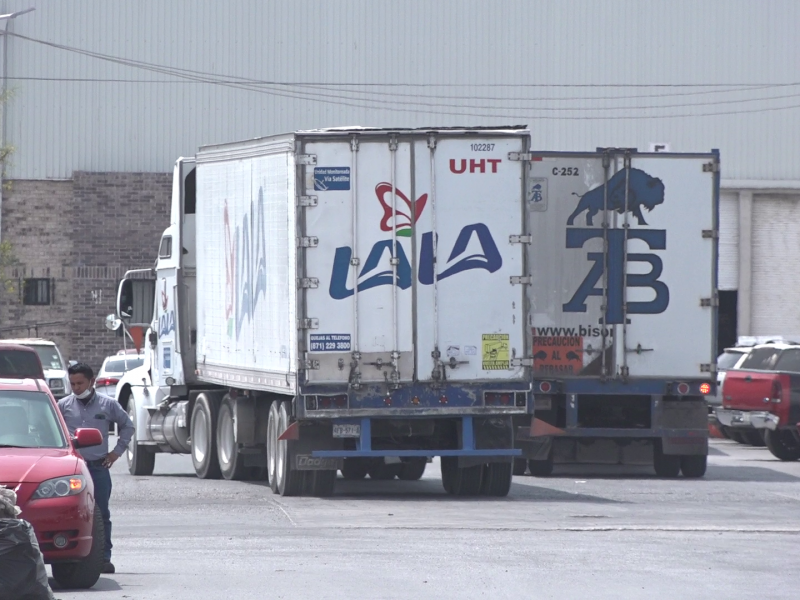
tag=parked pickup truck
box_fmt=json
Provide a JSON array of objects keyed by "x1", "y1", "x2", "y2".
[{"x1": 715, "y1": 343, "x2": 800, "y2": 461}]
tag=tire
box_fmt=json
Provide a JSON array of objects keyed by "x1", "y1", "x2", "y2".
[
  {"x1": 267, "y1": 401, "x2": 280, "y2": 492},
  {"x1": 744, "y1": 430, "x2": 766, "y2": 447},
  {"x1": 276, "y1": 401, "x2": 305, "y2": 496},
  {"x1": 216, "y1": 395, "x2": 249, "y2": 481},
  {"x1": 728, "y1": 430, "x2": 748, "y2": 444},
  {"x1": 512, "y1": 458, "x2": 527, "y2": 476},
  {"x1": 309, "y1": 470, "x2": 337, "y2": 496},
  {"x1": 680, "y1": 455, "x2": 707, "y2": 478},
  {"x1": 653, "y1": 440, "x2": 681, "y2": 478},
  {"x1": 341, "y1": 458, "x2": 369, "y2": 480},
  {"x1": 398, "y1": 458, "x2": 427, "y2": 481},
  {"x1": 480, "y1": 462, "x2": 513, "y2": 497},
  {"x1": 126, "y1": 399, "x2": 155, "y2": 476},
  {"x1": 51, "y1": 504, "x2": 104, "y2": 589},
  {"x1": 450, "y1": 464, "x2": 483, "y2": 496},
  {"x1": 441, "y1": 457, "x2": 456, "y2": 494},
  {"x1": 764, "y1": 429, "x2": 800, "y2": 461},
  {"x1": 191, "y1": 393, "x2": 222, "y2": 479}
]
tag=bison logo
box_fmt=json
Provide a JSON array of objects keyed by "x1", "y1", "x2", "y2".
[{"x1": 566, "y1": 168, "x2": 665, "y2": 227}]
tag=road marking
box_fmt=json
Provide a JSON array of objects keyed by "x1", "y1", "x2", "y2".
[{"x1": 271, "y1": 499, "x2": 297, "y2": 527}]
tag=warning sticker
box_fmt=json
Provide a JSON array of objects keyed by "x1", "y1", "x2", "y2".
[
  {"x1": 532, "y1": 328, "x2": 583, "y2": 374},
  {"x1": 482, "y1": 334, "x2": 509, "y2": 370}
]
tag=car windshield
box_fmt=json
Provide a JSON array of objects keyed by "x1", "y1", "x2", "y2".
[
  {"x1": 717, "y1": 350, "x2": 746, "y2": 371},
  {"x1": 31, "y1": 346, "x2": 64, "y2": 371},
  {"x1": 0, "y1": 390, "x2": 67, "y2": 448},
  {"x1": 103, "y1": 357, "x2": 144, "y2": 374}
]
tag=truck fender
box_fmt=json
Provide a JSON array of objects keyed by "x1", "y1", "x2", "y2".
[{"x1": 117, "y1": 383, "x2": 156, "y2": 444}]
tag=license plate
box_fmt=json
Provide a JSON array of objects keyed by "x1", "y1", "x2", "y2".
[
  {"x1": 333, "y1": 423, "x2": 361, "y2": 438},
  {"x1": 536, "y1": 397, "x2": 552, "y2": 411}
]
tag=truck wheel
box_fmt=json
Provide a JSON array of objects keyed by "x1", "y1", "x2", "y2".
[
  {"x1": 126, "y1": 399, "x2": 155, "y2": 476},
  {"x1": 398, "y1": 458, "x2": 427, "y2": 481},
  {"x1": 481, "y1": 462, "x2": 513, "y2": 497},
  {"x1": 267, "y1": 402, "x2": 280, "y2": 492},
  {"x1": 341, "y1": 458, "x2": 369, "y2": 480},
  {"x1": 744, "y1": 430, "x2": 766, "y2": 447},
  {"x1": 764, "y1": 429, "x2": 800, "y2": 461},
  {"x1": 191, "y1": 393, "x2": 222, "y2": 479},
  {"x1": 680, "y1": 455, "x2": 707, "y2": 478},
  {"x1": 276, "y1": 401, "x2": 305, "y2": 496},
  {"x1": 441, "y1": 457, "x2": 456, "y2": 494},
  {"x1": 653, "y1": 441, "x2": 681, "y2": 477},
  {"x1": 216, "y1": 395, "x2": 249, "y2": 481},
  {"x1": 51, "y1": 503, "x2": 104, "y2": 589},
  {"x1": 309, "y1": 470, "x2": 336, "y2": 496},
  {"x1": 450, "y1": 464, "x2": 484, "y2": 496},
  {"x1": 512, "y1": 458, "x2": 527, "y2": 476},
  {"x1": 527, "y1": 453, "x2": 554, "y2": 477}
]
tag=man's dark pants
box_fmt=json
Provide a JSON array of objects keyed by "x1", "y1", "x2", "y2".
[{"x1": 87, "y1": 463, "x2": 113, "y2": 562}]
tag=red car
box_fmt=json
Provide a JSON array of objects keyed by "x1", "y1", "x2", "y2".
[{"x1": 0, "y1": 376, "x2": 105, "y2": 589}]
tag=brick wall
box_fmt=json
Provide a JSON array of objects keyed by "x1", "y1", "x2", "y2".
[{"x1": 1, "y1": 172, "x2": 171, "y2": 372}]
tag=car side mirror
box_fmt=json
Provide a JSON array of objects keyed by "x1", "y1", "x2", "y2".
[{"x1": 73, "y1": 428, "x2": 103, "y2": 449}]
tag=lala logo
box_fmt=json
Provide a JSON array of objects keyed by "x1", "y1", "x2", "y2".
[{"x1": 376, "y1": 183, "x2": 428, "y2": 238}]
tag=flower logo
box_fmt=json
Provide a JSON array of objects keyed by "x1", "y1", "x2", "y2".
[{"x1": 375, "y1": 183, "x2": 428, "y2": 238}]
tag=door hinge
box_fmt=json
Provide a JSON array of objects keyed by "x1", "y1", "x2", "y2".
[
  {"x1": 297, "y1": 236, "x2": 319, "y2": 248},
  {"x1": 702, "y1": 161, "x2": 719, "y2": 173},
  {"x1": 510, "y1": 358, "x2": 534, "y2": 367},
  {"x1": 298, "y1": 318, "x2": 319, "y2": 330},
  {"x1": 700, "y1": 363, "x2": 717, "y2": 374},
  {"x1": 510, "y1": 276, "x2": 532, "y2": 285},
  {"x1": 297, "y1": 154, "x2": 317, "y2": 165},
  {"x1": 297, "y1": 195, "x2": 318, "y2": 207},
  {"x1": 702, "y1": 229, "x2": 718, "y2": 239},
  {"x1": 299, "y1": 358, "x2": 320, "y2": 371},
  {"x1": 700, "y1": 297, "x2": 718, "y2": 307},
  {"x1": 509, "y1": 234, "x2": 532, "y2": 244},
  {"x1": 298, "y1": 278, "x2": 319, "y2": 289}
]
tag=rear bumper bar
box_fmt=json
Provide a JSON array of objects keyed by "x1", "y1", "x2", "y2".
[{"x1": 714, "y1": 408, "x2": 780, "y2": 430}]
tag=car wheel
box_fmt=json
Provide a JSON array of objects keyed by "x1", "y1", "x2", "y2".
[
  {"x1": 216, "y1": 395, "x2": 249, "y2": 480},
  {"x1": 680, "y1": 455, "x2": 707, "y2": 478},
  {"x1": 764, "y1": 429, "x2": 800, "y2": 461},
  {"x1": 191, "y1": 392, "x2": 222, "y2": 479},
  {"x1": 51, "y1": 504, "x2": 105, "y2": 589},
  {"x1": 127, "y1": 399, "x2": 155, "y2": 476}
]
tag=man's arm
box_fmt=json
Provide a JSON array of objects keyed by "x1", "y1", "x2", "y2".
[{"x1": 109, "y1": 400, "x2": 135, "y2": 457}]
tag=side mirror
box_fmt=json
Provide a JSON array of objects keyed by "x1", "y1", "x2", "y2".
[
  {"x1": 73, "y1": 428, "x2": 103, "y2": 449},
  {"x1": 117, "y1": 278, "x2": 155, "y2": 326},
  {"x1": 105, "y1": 313, "x2": 122, "y2": 332}
]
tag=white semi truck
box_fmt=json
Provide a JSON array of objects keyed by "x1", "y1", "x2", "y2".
[
  {"x1": 115, "y1": 127, "x2": 718, "y2": 496},
  {"x1": 115, "y1": 127, "x2": 534, "y2": 496}
]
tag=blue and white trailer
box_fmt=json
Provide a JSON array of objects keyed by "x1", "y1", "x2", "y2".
[{"x1": 115, "y1": 127, "x2": 534, "y2": 496}]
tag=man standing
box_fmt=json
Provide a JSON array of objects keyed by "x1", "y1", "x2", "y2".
[{"x1": 58, "y1": 362, "x2": 134, "y2": 575}]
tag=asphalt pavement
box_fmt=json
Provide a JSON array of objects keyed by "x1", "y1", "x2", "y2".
[{"x1": 49, "y1": 439, "x2": 800, "y2": 600}]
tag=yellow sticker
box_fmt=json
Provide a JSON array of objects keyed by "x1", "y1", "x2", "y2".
[{"x1": 482, "y1": 334, "x2": 509, "y2": 370}]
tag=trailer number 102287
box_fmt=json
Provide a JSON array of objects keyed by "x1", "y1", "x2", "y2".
[
  {"x1": 470, "y1": 143, "x2": 495, "y2": 151},
  {"x1": 553, "y1": 167, "x2": 579, "y2": 176}
]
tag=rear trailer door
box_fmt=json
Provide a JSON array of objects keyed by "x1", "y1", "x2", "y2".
[
  {"x1": 301, "y1": 131, "x2": 529, "y2": 387},
  {"x1": 526, "y1": 151, "x2": 718, "y2": 381}
]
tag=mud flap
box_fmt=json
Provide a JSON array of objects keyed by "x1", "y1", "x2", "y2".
[
  {"x1": 660, "y1": 399, "x2": 709, "y2": 456},
  {"x1": 287, "y1": 422, "x2": 345, "y2": 471}
]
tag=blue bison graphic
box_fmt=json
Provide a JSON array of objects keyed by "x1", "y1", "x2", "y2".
[{"x1": 566, "y1": 168, "x2": 665, "y2": 227}]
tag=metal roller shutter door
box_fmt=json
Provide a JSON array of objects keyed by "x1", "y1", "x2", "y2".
[
  {"x1": 751, "y1": 194, "x2": 800, "y2": 337},
  {"x1": 718, "y1": 192, "x2": 739, "y2": 291}
]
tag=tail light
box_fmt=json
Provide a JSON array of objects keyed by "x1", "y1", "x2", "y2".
[
  {"x1": 95, "y1": 377, "x2": 120, "y2": 387},
  {"x1": 770, "y1": 380, "x2": 782, "y2": 404},
  {"x1": 317, "y1": 394, "x2": 348, "y2": 409},
  {"x1": 485, "y1": 392, "x2": 526, "y2": 407},
  {"x1": 699, "y1": 383, "x2": 711, "y2": 395}
]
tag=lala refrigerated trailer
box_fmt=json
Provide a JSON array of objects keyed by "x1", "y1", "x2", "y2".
[
  {"x1": 511, "y1": 148, "x2": 719, "y2": 479},
  {"x1": 115, "y1": 126, "x2": 535, "y2": 497}
]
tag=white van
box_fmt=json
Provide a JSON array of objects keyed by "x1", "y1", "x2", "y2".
[{"x1": 1, "y1": 338, "x2": 71, "y2": 399}]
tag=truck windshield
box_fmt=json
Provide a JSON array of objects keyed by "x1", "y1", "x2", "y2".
[
  {"x1": 32, "y1": 346, "x2": 65, "y2": 371},
  {"x1": 0, "y1": 390, "x2": 67, "y2": 448},
  {"x1": 739, "y1": 347, "x2": 780, "y2": 371}
]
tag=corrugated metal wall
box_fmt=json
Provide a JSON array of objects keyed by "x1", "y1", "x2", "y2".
[{"x1": 3, "y1": 0, "x2": 800, "y2": 180}]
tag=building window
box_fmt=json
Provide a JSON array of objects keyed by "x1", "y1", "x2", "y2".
[{"x1": 22, "y1": 278, "x2": 53, "y2": 306}]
